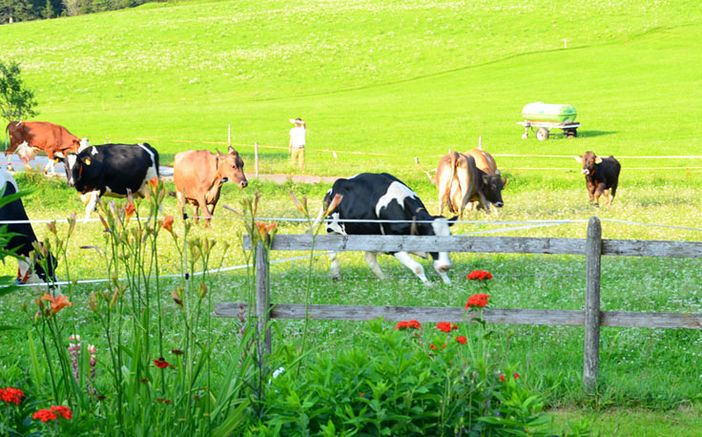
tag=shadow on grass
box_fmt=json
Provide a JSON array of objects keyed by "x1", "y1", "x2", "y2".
[{"x1": 577, "y1": 130, "x2": 617, "y2": 138}]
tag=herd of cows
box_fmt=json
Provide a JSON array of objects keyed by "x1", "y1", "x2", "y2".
[{"x1": 1, "y1": 120, "x2": 622, "y2": 287}]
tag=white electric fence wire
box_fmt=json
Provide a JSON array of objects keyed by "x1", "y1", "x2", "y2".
[{"x1": 11, "y1": 254, "x2": 318, "y2": 288}]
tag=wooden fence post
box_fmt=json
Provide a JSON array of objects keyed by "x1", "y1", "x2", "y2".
[
  {"x1": 255, "y1": 240, "x2": 272, "y2": 360},
  {"x1": 583, "y1": 216, "x2": 602, "y2": 393},
  {"x1": 254, "y1": 142, "x2": 260, "y2": 178}
]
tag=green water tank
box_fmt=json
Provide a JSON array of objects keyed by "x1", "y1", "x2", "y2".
[{"x1": 521, "y1": 102, "x2": 577, "y2": 123}]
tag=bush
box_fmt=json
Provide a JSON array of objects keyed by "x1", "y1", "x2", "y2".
[{"x1": 256, "y1": 319, "x2": 549, "y2": 436}]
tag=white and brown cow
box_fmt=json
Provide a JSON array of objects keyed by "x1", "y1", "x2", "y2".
[
  {"x1": 323, "y1": 172, "x2": 456, "y2": 285},
  {"x1": 575, "y1": 151, "x2": 621, "y2": 207},
  {"x1": 5, "y1": 121, "x2": 84, "y2": 175},
  {"x1": 173, "y1": 147, "x2": 248, "y2": 226}
]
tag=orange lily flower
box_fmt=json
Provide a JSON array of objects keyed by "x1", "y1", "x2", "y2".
[{"x1": 40, "y1": 294, "x2": 72, "y2": 315}]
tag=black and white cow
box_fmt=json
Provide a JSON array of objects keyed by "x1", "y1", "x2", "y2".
[
  {"x1": 0, "y1": 170, "x2": 57, "y2": 286},
  {"x1": 64, "y1": 143, "x2": 160, "y2": 220},
  {"x1": 323, "y1": 173, "x2": 456, "y2": 285}
]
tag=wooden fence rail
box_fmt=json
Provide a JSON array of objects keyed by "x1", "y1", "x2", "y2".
[{"x1": 215, "y1": 217, "x2": 702, "y2": 393}]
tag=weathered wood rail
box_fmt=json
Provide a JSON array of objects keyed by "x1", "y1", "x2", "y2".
[{"x1": 215, "y1": 217, "x2": 702, "y2": 393}]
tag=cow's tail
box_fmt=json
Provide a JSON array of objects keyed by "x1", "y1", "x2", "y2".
[
  {"x1": 142, "y1": 143, "x2": 161, "y2": 178},
  {"x1": 455, "y1": 154, "x2": 473, "y2": 215}
]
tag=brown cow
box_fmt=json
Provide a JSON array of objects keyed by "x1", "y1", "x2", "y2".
[
  {"x1": 464, "y1": 147, "x2": 506, "y2": 211},
  {"x1": 436, "y1": 152, "x2": 491, "y2": 216},
  {"x1": 173, "y1": 146, "x2": 248, "y2": 225},
  {"x1": 5, "y1": 121, "x2": 83, "y2": 175}
]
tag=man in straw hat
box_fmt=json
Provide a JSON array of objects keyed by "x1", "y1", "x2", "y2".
[{"x1": 288, "y1": 117, "x2": 306, "y2": 171}]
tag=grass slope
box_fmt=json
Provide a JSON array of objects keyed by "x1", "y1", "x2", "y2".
[{"x1": 0, "y1": 0, "x2": 701, "y2": 176}]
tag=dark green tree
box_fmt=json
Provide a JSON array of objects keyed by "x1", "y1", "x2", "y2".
[
  {"x1": 41, "y1": 0, "x2": 53, "y2": 17},
  {"x1": 0, "y1": 0, "x2": 36, "y2": 23},
  {"x1": 0, "y1": 60, "x2": 38, "y2": 123}
]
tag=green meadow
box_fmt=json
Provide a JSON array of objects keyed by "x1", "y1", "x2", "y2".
[{"x1": 1, "y1": 0, "x2": 702, "y2": 433}]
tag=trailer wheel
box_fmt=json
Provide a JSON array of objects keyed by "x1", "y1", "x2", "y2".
[
  {"x1": 536, "y1": 127, "x2": 549, "y2": 141},
  {"x1": 565, "y1": 128, "x2": 578, "y2": 138}
]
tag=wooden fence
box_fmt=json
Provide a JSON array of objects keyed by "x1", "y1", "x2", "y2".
[{"x1": 214, "y1": 217, "x2": 702, "y2": 392}]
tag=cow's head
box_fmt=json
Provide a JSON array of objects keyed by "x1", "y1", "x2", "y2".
[
  {"x1": 481, "y1": 173, "x2": 506, "y2": 208},
  {"x1": 418, "y1": 214, "x2": 457, "y2": 282},
  {"x1": 575, "y1": 151, "x2": 601, "y2": 176},
  {"x1": 218, "y1": 146, "x2": 248, "y2": 188},
  {"x1": 63, "y1": 153, "x2": 79, "y2": 187},
  {"x1": 64, "y1": 147, "x2": 98, "y2": 191}
]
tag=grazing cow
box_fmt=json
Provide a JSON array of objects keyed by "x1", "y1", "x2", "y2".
[
  {"x1": 436, "y1": 152, "x2": 497, "y2": 216},
  {"x1": 323, "y1": 172, "x2": 456, "y2": 285},
  {"x1": 575, "y1": 151, "x2": 621, "y2": 207},
  {"x1": 0, "y1": 170, "x2": 57, "y2": 286},
  {"x1": 64, "y1": 143, "x2": 160, "y2": 220},
  {"x1": 465, "y1": 147, "x2": 506, "y2": 210},
  {"x1": 5, "y1": 121, "x2": 83, "y2": 175},
  {"x1": 173, "y1": 146, "x2": 248, "y2": 225}
]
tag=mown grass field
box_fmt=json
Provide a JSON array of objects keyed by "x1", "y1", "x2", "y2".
[{"x1": 1, "y1": 0, "x2": 702, "y2": 433}]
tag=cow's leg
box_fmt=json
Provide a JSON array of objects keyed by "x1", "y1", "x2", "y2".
[
  {"x1": 364, "y1": 251, "x2": 385, "y2": 280},
  {"x1": 43, "y1": 151, "x2": 56, "y2": 175},
  {"x1": 176, "y1": 192, "x2": 187, "y2": 220},
  {"x1": 197, "y1": 195, "x2": 212, "y2": 226},
  {"x1": 83, "y1": 190, "x2": 100, "y2": 222},
  {"x1": 4, "y1": 151, "x2": 14, "y2": 172},
  {"x1": 608, "y1": 183, "x2": 618, "y2": 206},
  {"x1": 328, "y1": 251, "x2": 341, "y2": 280},
  {"x1": 394, "y1": 251, "x2": 430, "y2": 286},
  {"x1": 593, "y1": 183, "x2": 607, "y2": 208}
]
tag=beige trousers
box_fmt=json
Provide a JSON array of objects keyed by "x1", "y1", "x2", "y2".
[{"x1": 290, "y1": 147, "x2": 304, "y2": 169}]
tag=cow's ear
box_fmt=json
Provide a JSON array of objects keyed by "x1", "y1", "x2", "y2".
[
  {"x1": 574, "y1": 156, "x2": 583, "y2": 164},
  {"x1": 595, "y1": 156, "x2": 603, "y2": 164},
  {"x1": 482, "y1": 175, "x2": 489, "y2": 185},
  {"x1": 81, "y1": 156, "x2": 92, "y2": 166},
  {"x1": 501, "y1": 176, "x2": 508, "y2": 187},
  {"x1": 228, "y1": 145, "x2": 235, "y2": 154}
]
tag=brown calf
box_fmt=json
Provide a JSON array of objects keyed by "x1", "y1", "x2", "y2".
[
  {"x1": 174, "y1": 146, "x2": 248, "y2": 225},
  {"x1": 575, "y1": 151, "x2": 621, "y2": 207}
]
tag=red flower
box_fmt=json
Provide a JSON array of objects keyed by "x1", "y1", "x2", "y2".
[
  {"x1": 50, "y1": 405, "x2": 72, "y2": 419},
  {"x1": 394, "y1": 319, "x2": 421, "y2": 330},
  {"x1": 153, "y1": 357, "x2": 172, "y2": 369},
  {"x1": 466, "y1": 270, "x2": 493, "y2": 281},
  {"x1": 435, "y1": 322, "x2": 458, "y2": 333},
  {"x1": 513, "y1": 372, "x2": 521, "y2": 380},
  {"x1": 0, "y1": 387, "x2": 25, "y2": 405},
  {"x1": 124, "y1": 202, "x2": 136, "y2": 219},
  {"x1": 161, "y1": 215, "x2": 174, "y2": 233},
  {"x1": 33, "y1": 409, "x2": 58, "y2": 422},
  {"x1": 499, "y1": 374, "x2": 506, "y2": 383},
  {"x1": 429, "y1": 343, "x2": 446, "y2": 351},
  {"x1": 465, "y1": 293, "x2": 490, "y2": 309},
  {"x1": 39, "y1": 294, "x2": 72, "y2": 315},
  {"x1": 456, "y1": 336, "x2": 467, "y2": 345},
  {"x1": 33, "y1": 406, "x2": 71, "y2": 422}
]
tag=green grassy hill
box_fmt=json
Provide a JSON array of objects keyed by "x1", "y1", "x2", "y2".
[{"x1": 1, "y1": 0, "x2": 701, "y2": 177}]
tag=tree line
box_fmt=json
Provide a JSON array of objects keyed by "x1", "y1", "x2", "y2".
[{"x1": 0, "y1": 0, "x2": 156, "y2": 23}]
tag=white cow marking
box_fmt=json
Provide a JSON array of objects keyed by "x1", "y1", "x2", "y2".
[{"x1": 375, "y1": 182, "x2": 418, "y2": 217}]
